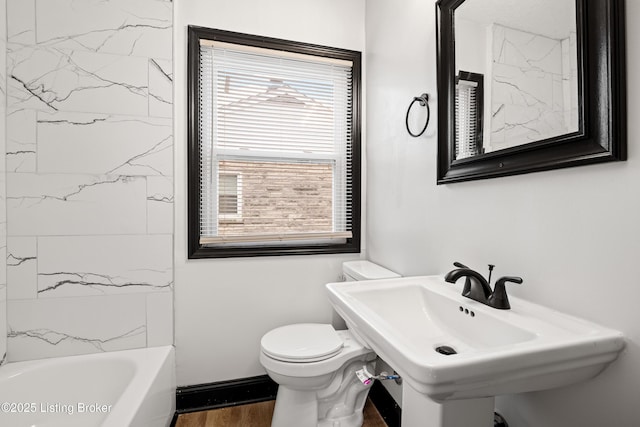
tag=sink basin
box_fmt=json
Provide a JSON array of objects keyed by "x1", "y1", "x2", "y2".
[{"x1": 326, "y1": 275, "x2": 624, "y2": 402}]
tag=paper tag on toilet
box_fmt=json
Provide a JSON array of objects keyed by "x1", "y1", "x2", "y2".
[{"x1": 355, "y1": 368, "x2": 372, "y2": 385}]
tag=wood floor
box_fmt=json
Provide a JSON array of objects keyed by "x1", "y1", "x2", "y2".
[{"x1": 175, "y1": 399, "x2": 387, "y2": 427}]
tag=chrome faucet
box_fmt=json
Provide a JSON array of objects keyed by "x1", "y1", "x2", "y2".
[{"x1": 444, "y1": 262, "x2": 523, "y2": 310}]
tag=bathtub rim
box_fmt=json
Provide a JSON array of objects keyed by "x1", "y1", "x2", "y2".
[{"x1": 0, "y1": 345, "x2": 176, "y2": 427}]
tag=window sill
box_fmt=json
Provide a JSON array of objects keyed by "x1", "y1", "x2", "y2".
[
  {"x1": 219, "y1": 218, "x2": 244, "y2": 224},
  {"x1": 188, "y1": 239, "x2": 360, "y2": 259}
]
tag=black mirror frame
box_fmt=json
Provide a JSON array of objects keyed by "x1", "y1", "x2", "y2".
[{"x1": 436, "y1": 0, "x2": 626, "y2": 184}]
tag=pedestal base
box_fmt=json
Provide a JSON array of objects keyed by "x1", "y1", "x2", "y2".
[{"x1": 402, "y1": 384, "x2": 494, "y2": 427}]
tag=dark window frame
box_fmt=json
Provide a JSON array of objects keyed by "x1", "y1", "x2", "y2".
[{"x1": 187, "y1": 26, "x2": 362, "y2": 259}]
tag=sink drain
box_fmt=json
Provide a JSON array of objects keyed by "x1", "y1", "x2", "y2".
[{"x1": 435, "y1": 345, "x2": 457, "y2": 355}]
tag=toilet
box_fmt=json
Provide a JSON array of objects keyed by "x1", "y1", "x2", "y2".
[{"x1": 260, "y1": 261, "x2": 400, "y2": 427}]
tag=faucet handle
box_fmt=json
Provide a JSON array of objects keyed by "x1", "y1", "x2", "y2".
[
  {"x1": 488, "y1": 276, "x2": 523, "y2": 310},
  {"x1": 497, "y1": 276, "x2": 523, "y2": 285},
  {"x1": 453, "y1": 261, "x2": 469, "y2": 269}
]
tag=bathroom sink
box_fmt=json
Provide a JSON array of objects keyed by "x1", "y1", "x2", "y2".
[{"x1": 326, "y1": 275, "x2": 624, "y2": 401}]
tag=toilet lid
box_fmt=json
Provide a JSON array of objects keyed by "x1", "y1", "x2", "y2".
[{"x1": 261, "y1": 324, "x2": 344, "y2": 363}]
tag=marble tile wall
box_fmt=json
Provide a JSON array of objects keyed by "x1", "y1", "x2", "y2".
[
  {"x1": 561, "y1": 32, "x2": 579, "y2": 133},
  {"x1": 4, "y1": 0, "x2": 173, "y2": 362},
  {"x1": 0, "y1": 0, "x2": 7, "y2": 366},
  {"x1": 490, "y1": 24, "x2": 576, "y2": 150}
]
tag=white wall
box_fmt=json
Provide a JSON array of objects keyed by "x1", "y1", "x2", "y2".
[
  {"x1": 174, "y1": 0, "x2": 365, "y2": 387},
  {"x1": 366, "y1": 0, "x2": 639, "y2": 426},
  {"x1": 455, "y1": 18, "x2": 487, "y2": 76}
]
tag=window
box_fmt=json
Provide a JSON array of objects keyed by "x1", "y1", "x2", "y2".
[
  {"x1": 218, "y1": 172, "x2": 241, "y2": 220},
  {"x1": 455, "y1": 71, "x2": 484, "y2": 160},
  {"x1": 188, "y1": 27, "x2": 361, "y2": 258}
]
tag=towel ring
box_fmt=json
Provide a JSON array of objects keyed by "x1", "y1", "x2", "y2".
[{"x1": 406, "y1": 93, "x2": 430, "y2": 137}]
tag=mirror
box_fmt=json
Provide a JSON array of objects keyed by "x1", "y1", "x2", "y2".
[
  {"x1": 455, "y1": 0, "x2": 579, "y2": 157},
  {"x1": 436, "y1": 0, "x2": 626, "y2": 184}
]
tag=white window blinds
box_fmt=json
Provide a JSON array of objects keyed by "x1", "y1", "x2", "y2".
[
  {"x1": 198, "y1": 40, "x2": 354, "y2": 245},
  {"x1": 455, "y1": 79, "x2": 479, "y2": 160}
]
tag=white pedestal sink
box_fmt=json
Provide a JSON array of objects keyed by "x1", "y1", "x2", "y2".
[
  {"x1": 326, "y1": 276, "x2": 624, "y2": 427},
  {"x1": 403, "y1": 386, "x2": 494, "y2": 427}
]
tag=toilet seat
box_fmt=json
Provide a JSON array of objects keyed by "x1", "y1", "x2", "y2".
[{"x1": 261, "y1": 324, "x2": 344, "y2": 363}]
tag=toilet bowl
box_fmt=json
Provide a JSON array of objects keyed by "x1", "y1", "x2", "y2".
[
  {"x1": 260, "y1": 324, "x2": 376, "y2": 427},
  {"x1": 259, "y1": 260, "x2": 400, "y2": 427}
]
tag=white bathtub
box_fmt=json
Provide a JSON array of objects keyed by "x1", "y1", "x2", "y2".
[{"x1": 0, "y1": 346, "x2": 175, "y2": 427}]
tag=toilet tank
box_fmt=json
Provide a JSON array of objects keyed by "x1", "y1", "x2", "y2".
[
  {"x1": 332, "y1": 260, "x2": 400, "y2": 332},
  {"x1": 342, "y1": 260, "x2": 400, "y2": 282}
]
